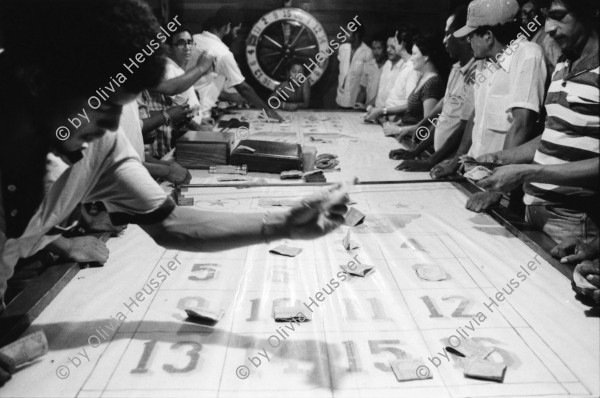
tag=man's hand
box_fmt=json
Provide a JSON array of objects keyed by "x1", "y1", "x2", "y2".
[
  {"x1": 395, "y1": 159, "x2": 433, "y2": 172},
  {"x1": 167, "y1": 104, "x2": 194, "y2": 125},
  {"x1": 389, "y1": 149, "x2": 416, "y2": 160},
  {"x1": 195, "y1": 50, "x2": 215, "y2": 75},
  {"x1": 573, "y1": 260, "x2": 600, "y2": 306},
  {"x1": 365, "y1": 107, "x2": 383, "y2": 122},
  {"x1": 430, "y1": 158, "x2": 459, "y2": 179},
  {"x1": 476, "y1": 165, "x2": 534, "y2": 193},
  {"x1": 551, "y1": 237, "x2": 600, "y2": 264},
  {"x1": 283, "y1": 103, "x2": 299, "y2": 111},
  {"x1": 466, "y1": 191, "x2": 503, "y2": 213},
  {"x1": 265, "y1": 107, "x2": 285, "y2": 122},
  {"x1": 166, "y1": 162, "x2": 192, "y2": 185},
  {"x1": 287, "y1": 187, "x2": 350, "y2": 240},
  {"x1": 65, "y1": 236, "x2": 109, "y2": 264},
  {"x1": 0, "y1": 353, "x2": 11, "y2": 387},
  {"x1": 383, "y1": 123, "x2": 401, "y2": 137}
]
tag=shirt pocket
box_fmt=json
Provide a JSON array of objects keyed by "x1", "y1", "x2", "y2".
[
  {"x1": 566, "y1": 94, "x2": 600, "y2": 126},
  {"x1": 487, "y1": 95, "x2": 511, "y2": 133}
]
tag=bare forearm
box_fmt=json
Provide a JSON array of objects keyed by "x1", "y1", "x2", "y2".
[
  {"x1": 236, "y1": 82, "x2": 270, "y2": 111},
  {"x1": 428, "y1": 120, "x2": 466, "y2": 164},
  {"x1": 141, "y1": 208, "x2": 290, "y2": 252},
  {"x1": 153, "y1": 66, "x2": 207, "y2": 96},
  {"x1": 456, "y1": 113, "x2": 474, "y2": 157},
  {"x1": 142, "y1": 113, "x2": 166, "y2": 134},
  {"x1": 143, "y1": 162, "x2": 169, "y2": 179},
  {"x1": 495, "y1": 135, "x2": 542, "y2": 164},
  {"x1": 503, "y1": 109, "x2": 538, "y2": 150},
  {"x1": 527, "y1": 158, "x2": 599, "y2": 189}
]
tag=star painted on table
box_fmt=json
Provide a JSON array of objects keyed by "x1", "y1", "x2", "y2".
[{"x1": 207, "y1": 199, "x2": 227, "y2": 207}]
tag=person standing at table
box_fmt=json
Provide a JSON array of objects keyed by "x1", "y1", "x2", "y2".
[
  {"x1": 355, "y1": 34, "x2": 387, "y2": 109},
  {"x1": 431, "y1": 0, "x2": 547, "y2": 214},
  {"x1": 390, "y1": 6, "x2": 477, "y2": 172},
  {"x1": 187, "y1": 7, "x2": 284, "y2": 122},
  {"x1": 365, "y1": 29, "x2": 421, "y2": 123},
  {"x1": 466, "y1": 0, "x2": 599, "y2": 245},
  {"x1": 336, "y1": 25, "x2": 373, "y2": 108}
]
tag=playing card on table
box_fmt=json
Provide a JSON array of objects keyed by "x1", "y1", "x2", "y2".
[
  {"x1": 344, "y1": 207, "x2": 366, "y2": 226},
  {"x1": 340, "y1": 263, "x2": 374, "y2": 277},
  {"x1": 273, "y1": 306, "x2": 311, "y2": 322},
  {"x1": 446, "y1": 338, "x2": 495, "y2": 359},
  {"x1": 413, "y1": 263, "x2": 447, "y2": 281},
  {"x1": 390, "y1": 359, "x2": 432, "y2": 382},
  {"x1": 269, "y1": 245, "x2": 303, "y2": 257},
  {"x1": 464, "y1": 358, "x2": 506, "y2": 382},
  {"x1": 185, "y1": 307, "x2": 225, "y2": 324},
  {"x1": 342, "y1": 230, "x2": 360, "y2": 250}
]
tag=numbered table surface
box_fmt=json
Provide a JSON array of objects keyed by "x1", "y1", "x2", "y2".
[{"x1": 2, "y1": 182, "x2": 598, "y2": 398}]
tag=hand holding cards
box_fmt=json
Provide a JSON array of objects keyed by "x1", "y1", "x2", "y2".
[{"x1": 286, "y1": 183, "x2": 352, "y2": 239}]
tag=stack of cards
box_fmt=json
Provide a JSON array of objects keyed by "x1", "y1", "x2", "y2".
[
  {"x1": 340, "y1": 263, "x2": 374, "y2": 277},
  {"x1": 389, "y1": 359, "x2": 432, "y2": 382},
  {"x1": 269, "y1": 245, "x2": 303, "y2": 257},
  {"x1": 273, "y1": 306, "x2": 311, "y2": 322},
  {"x1": 185, "y1": 308, "x2": 224, "y2": 325},
  {"x1": 344, "y1": 207, "x2": 366, "y2": 227},
  {"x1": 446, "y1": 338, "x2": 495, "y2": 359},
  {"x1": 464, "y1": 358, "x2": 507, "y2": 382},
  {"x1": 280, "y1": 170, "x2": 303, "y2": 180},
  {"x1": 413, "y1": 263, "x2": 447, "y2": 281}
]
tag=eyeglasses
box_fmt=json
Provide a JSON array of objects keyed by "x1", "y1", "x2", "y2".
[
  {"x1": 542, "y1": 8, "x2": 569, "y2": 22},
  {"x1": 174, "y1": 40, "x2": 194, "y2": 48}
]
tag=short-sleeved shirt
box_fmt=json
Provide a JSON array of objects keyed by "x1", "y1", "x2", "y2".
[
  {"x1": 336, "y1": 42, "x2": 373, "y2": 108},
  {"x1": 375, "y1": 59, "x2": 404, "y2": 108},
  {"x1": 385, "y1": 61, "x2": 422, "y2": 109},
  {"x1": 402, "y1": 75, "x2": 445, "y2": 126},
  {"x1": 120, "y1": 101, "x2": 145, "y2": 161},
  {"x1": 524, "y1": 34, "x2": 599, "y2": 211},
  {"x1": 468, "y1": 38, "x2": 547, "y2": 158},
  {"x1": 434, "y1": 59, "x2": 477, "y2": 151},
  {"x1": 0, "y1": 130, "x2": 175, "y2": 297},
  {"x1": 360, "y1": 59, "x2": 383, "y2": 105},
  {"x1": 188, "y1": 31, "x2": 246, "y2": 118}
]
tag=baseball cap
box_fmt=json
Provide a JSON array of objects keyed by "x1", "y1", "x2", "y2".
[{"x1": 454, "y1": 0, "x2": 520, "y2": 38}]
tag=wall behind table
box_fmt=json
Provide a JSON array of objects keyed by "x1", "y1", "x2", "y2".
[{"x1": 161, "y1": 0, "x2": 452, "y2": 109}]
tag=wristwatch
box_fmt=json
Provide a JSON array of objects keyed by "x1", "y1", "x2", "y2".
[
  {"x1": 383, "y1": 107, "x2": 388, "y2": 116},
  {"x1": 162, "y1": 110, "x2": 172, "y2": 126}
]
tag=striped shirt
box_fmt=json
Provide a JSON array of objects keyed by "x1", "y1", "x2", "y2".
[{"x1": 524, "y1": 34, "x2": 599, "y2": 208}]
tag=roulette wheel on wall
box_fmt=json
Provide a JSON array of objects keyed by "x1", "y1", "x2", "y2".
[{"x1": 246, "y1": 7, "x2": 329, "y2": 90}]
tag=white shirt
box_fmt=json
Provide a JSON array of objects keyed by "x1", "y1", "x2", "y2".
[
  {"x1": 0, "y1": 130, "x2": 171, "y2": 298},
  {"x1": 385, "y1": 60, "x2": 421, "y2": 108},
  {"x1": 434, "y1": 60, "x2": 476, "y2": 151},
  {"x1": 360, "y1": 59, "x2": 383, "y2": 105},
  {"x1": 120, "y1": 101, "x2": 145, "y2": 161},
  {"x1": 336, "y1": 42, "x2": 373, "y2": 107},
  {"x1": 188, "y1": 32, "x2": 246, "y2": 118},
  {"x1": 375, "y1": 59, "x2": 405, "y2": 108},
  {"x1": 468, "y1": 39, "x2": 547, "y2": 158}
]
